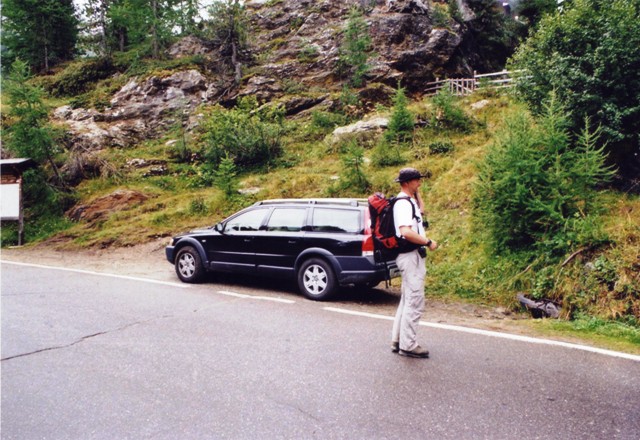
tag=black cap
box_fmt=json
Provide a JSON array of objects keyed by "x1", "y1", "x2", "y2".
[{"x1": 395, "y1": 167, "x2": 428, "y2": 183}]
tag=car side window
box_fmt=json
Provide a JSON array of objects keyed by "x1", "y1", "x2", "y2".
[
  {"x1": 266, "y1": 208, "x2": 306, "y2": 232},
  {"x1": 225, "y1": 209, "x2": 268, "y2": 232},
  {"x1": 311, "y1": 208, "x2": 361, "y2": 234}
]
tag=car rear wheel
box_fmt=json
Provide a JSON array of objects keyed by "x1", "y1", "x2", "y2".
[
  {"x1": 297, "y1": 258, "x2": 337, "y2": 301},
  {"x1": 175, "y1": 246, "x2": 205, "y2": 283}
]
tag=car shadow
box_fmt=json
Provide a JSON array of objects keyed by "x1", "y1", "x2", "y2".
[{"x1": 202, "y1": 272, "x2": 399, "y2": 306}]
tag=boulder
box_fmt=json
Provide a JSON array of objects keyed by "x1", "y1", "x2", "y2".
[{"x1": 330, "y1": 117, "x2": 389, "y2": 144}]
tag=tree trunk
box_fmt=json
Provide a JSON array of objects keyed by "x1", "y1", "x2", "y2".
[
  {"x1": 152, "y1": 0, "x2": 159, "y2": 58},
  {"x1": 99, "y1": 0, "x2": 109, "y2": 56},
  {"x1": 41, "y1": 15, "x2": 50, "y2": 72},
  {"x1": 231, "y1": 41, "x2": 242, "y2": 85}
]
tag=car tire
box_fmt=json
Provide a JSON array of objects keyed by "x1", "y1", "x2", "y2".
[
  {"x1": 297, "y1": 258, "x2": 337, "y2": 301},
  {"x1": 175, "y1": 246, "x2": 205, "y2": 283}
]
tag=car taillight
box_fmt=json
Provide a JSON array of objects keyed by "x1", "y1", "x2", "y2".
[{"x1": 362, "y1": 209, "x2": 374, "y2": 256}]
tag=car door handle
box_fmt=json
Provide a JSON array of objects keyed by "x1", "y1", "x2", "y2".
[
  {"x1": 244, "y1": 238, "x2": 252, "y2": 243},
  {"x1": 288, "y1": 240, "x2": 298, "y2": 244}
]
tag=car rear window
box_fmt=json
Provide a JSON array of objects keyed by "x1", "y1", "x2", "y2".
[
  {"x1": 266, "y1": 208, "x2": 306, "y2": 232},
  {"x1": 311, "y1": 208, "x2": 361, "y2": 234}
]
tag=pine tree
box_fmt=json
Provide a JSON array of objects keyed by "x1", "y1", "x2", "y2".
[
  {"x1": 205, "y1": 0, "x2": 248, "y2": 84},
  {"x1": 339, "y1": 7, "x2": 372, "y2": 88},
  {"x1": 385, "y1": 85, "x2": 415, "y2": 144},
  {"x1": 214, "y1": 153, "x2": 239, "y2": 198},
  {"x1": 4, "y1": 60, "x2": 65, "y2": 186},
  {"x1": 2, "y1": 0, "x2": 78, "y2": 72}
]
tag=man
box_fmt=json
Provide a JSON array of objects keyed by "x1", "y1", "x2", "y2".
[{"x1": 391, "y1": 167, "x2": 438, "y2": 359}]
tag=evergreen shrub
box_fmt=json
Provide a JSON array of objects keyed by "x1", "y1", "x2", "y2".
[{"x1": 473, "y1": 98, "x2": 614, "y2": 256}]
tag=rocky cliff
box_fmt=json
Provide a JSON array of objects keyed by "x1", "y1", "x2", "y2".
[
  {"x1": 54, "y1": 0, "x2": 500, "y2": 159},
  {"x1": 244, "y1": 0, "x2": 471, "y2": 97}
]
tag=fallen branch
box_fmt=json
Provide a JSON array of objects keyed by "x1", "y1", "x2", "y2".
[{"x1": 561, "y1": 247, "x2": 589, "y2": 267}]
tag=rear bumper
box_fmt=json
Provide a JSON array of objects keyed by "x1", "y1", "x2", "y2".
[{"x1": 335, "y1": 257, "x2": 399, "y2": 286}]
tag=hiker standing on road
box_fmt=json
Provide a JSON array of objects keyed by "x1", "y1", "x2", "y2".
[{"x1": 391, "y1": 167, "x2": 438, "y2": 359}]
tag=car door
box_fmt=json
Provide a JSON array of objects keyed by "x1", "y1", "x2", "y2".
[
  {"x1": 208, "y1": 207, "x2": 269, "y2": 273},
  {"x1": 254, "y1": 207, "x2": 307, "y2": 277}
]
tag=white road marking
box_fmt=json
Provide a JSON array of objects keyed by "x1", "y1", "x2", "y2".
[
  {"x1": 1, "y1": 260, "x2": 190, "y2": 289},
  {"x1": 323, "y1": 306, "x2": 640, "y2": 362},
  {"x1": 217, "y1": 290, "x2": 296, "y2": 304}
]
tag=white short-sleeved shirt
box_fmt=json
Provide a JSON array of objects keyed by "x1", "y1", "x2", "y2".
[{"x1": 393, "y1": 192, "x2": 424, "y2": 238}]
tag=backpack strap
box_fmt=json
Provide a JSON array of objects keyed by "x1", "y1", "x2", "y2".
[
  {"x1": 392, "y1": 196, "x2": 423, "y2": 255},
  {"x1": 393, "y1": 196, "x2": 420, "y2": 225}
]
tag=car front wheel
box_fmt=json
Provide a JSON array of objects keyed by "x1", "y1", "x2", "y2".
[
  {"x1": 297, "y1": 258, "x2": 337, "y2": 301},
  {"x1": 175, "y1": 246, "x2": 205, "y2": 283}
]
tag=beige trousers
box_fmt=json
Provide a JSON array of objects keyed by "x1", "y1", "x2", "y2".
[{"x1": 392, "y1": 249, "x2": 426, "y2": 351}]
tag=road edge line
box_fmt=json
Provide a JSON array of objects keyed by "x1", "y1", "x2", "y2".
[
  {"x1": 1, "y1": 260, "x2": 189, "y2": 289},
  {"x1": 217, "y1": 290, "x2": 295, "y2": 304},
  {"x1": 323, "y1": 306, "x2": 640, "y2": 362}
]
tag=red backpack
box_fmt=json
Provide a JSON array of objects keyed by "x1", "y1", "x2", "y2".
[{"x1": 368, "y1": 192, "x2": 420, "y2": 257}]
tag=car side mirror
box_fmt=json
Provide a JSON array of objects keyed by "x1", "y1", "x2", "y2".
[{"x1": 214, "y1": 223, "x2": 225, "y2": 233}]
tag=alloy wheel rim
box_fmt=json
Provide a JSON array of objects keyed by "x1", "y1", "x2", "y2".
[
  {"x1": 179, "y1": 254, "x2": 195, "y2": 277},
  {"x1": 304, "y1": 264, "x2": 327, "y2": 295}
]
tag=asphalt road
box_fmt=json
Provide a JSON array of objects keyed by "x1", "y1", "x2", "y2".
[{"x1": 2, "y1": 262, "x2": 639, "y2": 440}]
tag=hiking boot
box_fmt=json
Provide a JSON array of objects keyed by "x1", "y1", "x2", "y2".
[
  {"x1": 391, "y1": 341, "x2": 399, "y2": 353},
  {"x1": 399, "y1": 345, "x2": 430, "y2": 358}
]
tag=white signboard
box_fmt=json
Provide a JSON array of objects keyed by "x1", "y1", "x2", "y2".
[{"x1": 1, "y1": 183, "x2": 21, "y2": 220}]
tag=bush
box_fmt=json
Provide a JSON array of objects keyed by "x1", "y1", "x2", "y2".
[
  {"x1": 428, "y1": 140, "x2": 455, "y2": 155},
  {"x1": 297, "y1": 43, "x2": 319, "y2": 63},
  {"x1": 202, "y1": 97, "x2": 285, "y2": 168},
  {"x1": 473, "y1": 98, "x2": 614, "y2": 255},
  {"x1": 372, "y1": 138, "x2": 404, "y2": 167},
  {"x1": 430, "y1": 89, "x2": 473, "y2": 133},
  {"x1": 311, "y1": 111, "x2": 346, "y2": 130},
  {"x1": 45, "y1": 58, "x2": 117, "y2": 96}
]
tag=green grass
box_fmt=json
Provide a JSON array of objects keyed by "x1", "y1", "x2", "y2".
[{"x1": 515, "y1": 317, "x2": 640, "y2": 355}]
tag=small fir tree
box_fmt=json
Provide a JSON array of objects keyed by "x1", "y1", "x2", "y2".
[
  {"x1": 385, "y1": 85, "x2": 415, "y2": 144},
  {"x1": 214, "y1": 153, "x2": 239, "y2": 198},
  {"x1": 339, "y1": 7, "x2": 372, "y2": 87}
]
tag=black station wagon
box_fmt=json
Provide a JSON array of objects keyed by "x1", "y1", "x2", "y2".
[{"x1": 165, "y1": 198, "x2": 399, "y2": 300}]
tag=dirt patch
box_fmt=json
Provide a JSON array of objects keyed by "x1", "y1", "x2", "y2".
[
  {"x1": 2, "y1": 238, "x2": 170, "y2": 282},
  {"x1": 66, "y1": 189, "x2": 149, "y2": 222}
]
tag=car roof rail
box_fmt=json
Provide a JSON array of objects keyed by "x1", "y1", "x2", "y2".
[{"x1": 254, "y1": 198, "x2": 367, "y2": 207}]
